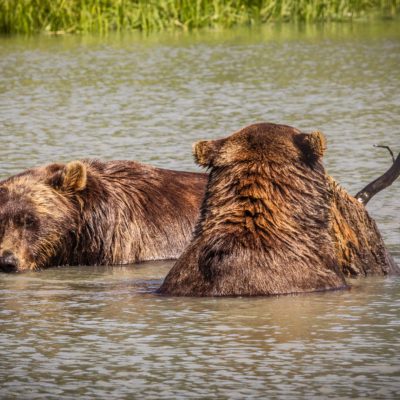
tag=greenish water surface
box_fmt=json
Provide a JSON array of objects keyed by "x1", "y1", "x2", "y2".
[{"x1": 0, "y1": 21, "x2": 399, "y2": 399}]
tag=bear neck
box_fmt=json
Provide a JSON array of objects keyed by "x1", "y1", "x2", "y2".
[{"x1": 195, "y1": 160, "x2": 331, "y2": 247}]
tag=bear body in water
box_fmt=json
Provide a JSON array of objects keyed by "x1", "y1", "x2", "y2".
[{"x1": 159, "y1": 123, "x2": 351, "y2": 296}]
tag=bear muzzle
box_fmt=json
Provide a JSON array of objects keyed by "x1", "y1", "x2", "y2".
[{"x1": 0, "y1": 250, "x2": 19, "y2": 273}]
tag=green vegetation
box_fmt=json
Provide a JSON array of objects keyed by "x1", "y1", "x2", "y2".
[{"x1": 0, "y1": 0, "x2": 398, "y2": 34}]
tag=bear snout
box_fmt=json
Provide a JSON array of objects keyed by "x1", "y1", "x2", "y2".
[{"x1": 0, "y1": 250, "x2": 19, "y2": 273}]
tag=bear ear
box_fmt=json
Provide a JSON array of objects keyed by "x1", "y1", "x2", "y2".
[
  {"x1": 296, "y1": 131, "x2": 327, "y2": 163},
  {"x1": 62, "y1": 161, "x2": 87, "y2": 192},
  {"x1": 47, "y1": 161, "x2": 87, "y2": 193},
  {"x1": 193, "y1": 140, "x2": 216, "y2": 168}
]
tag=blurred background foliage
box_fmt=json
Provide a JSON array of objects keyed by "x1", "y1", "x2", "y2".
[{"x1": 0, "y1": 0, "x2": 399, "y2": 34}]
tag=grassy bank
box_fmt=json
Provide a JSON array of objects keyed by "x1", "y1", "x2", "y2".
[{"x1": 0, "y1": 0, "x2": 398, "y2": 34}]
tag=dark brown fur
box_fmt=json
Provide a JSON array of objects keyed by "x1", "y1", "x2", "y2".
[
  {"x1": 0, "y1": 160, "x2": 207, "y2": 272},
  {"x1": 159, "y1": 123, "x2": 348, "y2": 296},
  {"x1": 328, "y1": 177, "x2": 399, "y2": 276}
]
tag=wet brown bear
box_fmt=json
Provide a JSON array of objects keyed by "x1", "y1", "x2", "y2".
[
  {"x1": 0, "y1": 160, "x2": 207, "y2": 272},
  {"x1": 159, "y1": 122, "x2": 349, "y2": 296}
]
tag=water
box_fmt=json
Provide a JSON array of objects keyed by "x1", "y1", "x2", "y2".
[{"x1": 0, "y1": 21, "x2": 400, "y2": 399}]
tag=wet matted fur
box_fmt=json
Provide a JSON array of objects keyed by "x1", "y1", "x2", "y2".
[
  {"x1": 159, "y1": 123, "x2": 349, "y2": 296},
  {"x1": 328, "y1": 176, "x2": 398, "y2": 277},
  {"x1": 0, "y1": 160, "x2": 207, "y2": 272}
]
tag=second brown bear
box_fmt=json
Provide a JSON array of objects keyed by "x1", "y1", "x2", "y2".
[{"x1": 158, "y1": 122, "x2": 348, "y2": 296}]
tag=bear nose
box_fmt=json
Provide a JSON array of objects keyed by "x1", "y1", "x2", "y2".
[{"x1": 0, "y1": 250, "x2": 18, "y2": 273}]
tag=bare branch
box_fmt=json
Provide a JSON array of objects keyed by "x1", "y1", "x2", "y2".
[
  {"x1": 373, "y1": 144, "x2": 395, "y2": 163},
  {"x1": 355, "y1": 151, "x2": 400, "y2": 205}
]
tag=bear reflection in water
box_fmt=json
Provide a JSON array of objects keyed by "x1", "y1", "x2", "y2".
[
  {"x1": 158, "y1": 122, "x2": 397, "y2": 297},
  {"x1": 0, "y1": 160, "x2": 206, "y2": 272}
]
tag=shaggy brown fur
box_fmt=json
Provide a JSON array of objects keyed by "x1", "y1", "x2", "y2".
[
  {"x1": 0, "y1": 160, "x2": 207, "y2": 272},
  {"x1": 328, "y1": 176, "x2": 399, "y2": 276},
  {"x1": 158, "y1": 123, "x2": 348, "y2": 297}
]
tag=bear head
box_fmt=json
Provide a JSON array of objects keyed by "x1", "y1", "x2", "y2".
[
  {"x1": 0, "y1": 161, "x2": 87, "y2": 272},
  {"x1": 193, "y1": 122, "x2": 326, "y2": 169}
]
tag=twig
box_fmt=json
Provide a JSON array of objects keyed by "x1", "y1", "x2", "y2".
[{"x1": 373, "y1": 144, "x2": 395, "y2": 163}]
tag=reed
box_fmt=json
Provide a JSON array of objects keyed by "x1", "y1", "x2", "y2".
[{"x1": 0, "y1": 0, "x2": 398, "y2": 34}]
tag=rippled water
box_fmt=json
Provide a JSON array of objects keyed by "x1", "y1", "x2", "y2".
[{"x1": 0, "y1": 21, "x2": 399, "y2": 399}]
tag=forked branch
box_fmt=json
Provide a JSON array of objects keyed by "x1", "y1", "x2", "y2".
[
  {"x1": 355, "y1": 146, "x2": 400, "y2": 205},
  {"x1": 373, "y1": 145, "x2": 395, "y2": 163}
]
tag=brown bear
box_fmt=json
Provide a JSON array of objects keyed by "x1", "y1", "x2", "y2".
[
  {"x1": 328, "y1": 176, "x2": 399, "y2": 277},
  {"x1": 0, "y1": 160, "x2": 207, "y2": 272},
  {"x1": 158, "y1": 123, "x2": 349, "y2": 296}
]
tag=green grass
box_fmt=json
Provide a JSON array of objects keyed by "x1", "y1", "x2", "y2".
[{"x1": 0, "y1": 0, "x2": 399, "y2": 34}]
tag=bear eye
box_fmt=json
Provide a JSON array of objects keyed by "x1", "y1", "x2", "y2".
[
  {"x1": 24, "y1": 214, "x2": 36, "y2": 228},
  {"x1": 14, "y1": 214, "x2": 36, "y2": 229}
]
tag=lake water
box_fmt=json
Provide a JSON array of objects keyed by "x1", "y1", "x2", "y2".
[{"x1": 0, "y1": 21, "x2": 399, "y2": 399}]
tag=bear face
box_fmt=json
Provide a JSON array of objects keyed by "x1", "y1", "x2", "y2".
[
  {"x1": 0, "y1": 162, "x2": 85, "y2": 272},
  {"x1": 158, "y1": 123, "x2": 347, "y2": 297}
]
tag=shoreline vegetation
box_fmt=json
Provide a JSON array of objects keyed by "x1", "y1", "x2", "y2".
[{"x1": 0, "y1": 0, "x2": 399, "y2": 34}]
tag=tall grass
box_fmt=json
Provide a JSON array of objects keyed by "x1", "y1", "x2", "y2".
[{"x1": 0, "y1": 0, "x2": 398, "y2": 34}]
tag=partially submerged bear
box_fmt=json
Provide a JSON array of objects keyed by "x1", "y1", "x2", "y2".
[
  {"x1": 0, "y1": 160, "x2": 207, "y2": 272},
  {"x1": 159, "y1": 123, "x2": 399, "y2": 296}
]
